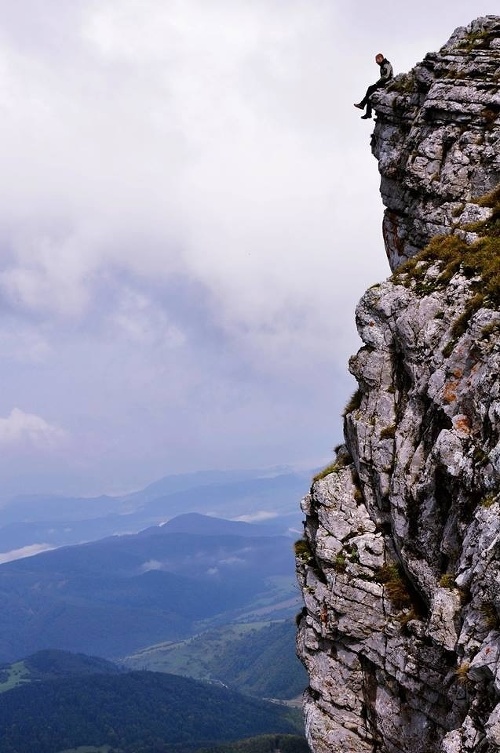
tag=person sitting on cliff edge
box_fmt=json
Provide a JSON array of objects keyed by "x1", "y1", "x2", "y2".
[{"x1": 354, "y1": 53, "x2": 393, "y2": 119}]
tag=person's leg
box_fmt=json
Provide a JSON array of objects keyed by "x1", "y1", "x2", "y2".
[
  {"x1": 364, "y1": 82, "x2": 379, "y2": 101},
  {"x1": 362, "y1": 82, "x2": 385, "y2": 118},
  {"x1": 355, "y1": 82, "x2": 380, "y2": 110}
]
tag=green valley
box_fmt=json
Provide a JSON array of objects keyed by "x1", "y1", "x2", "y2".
[{"x1": 122, "y1": 619, "x2": 307, "y2": 700}]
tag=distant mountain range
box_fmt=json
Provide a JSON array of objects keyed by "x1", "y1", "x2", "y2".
[
  {"x1": 0, "y1": 649, "x2": 305, "y2": 753},
  {"x1": 0, "y1": 513, "x2": 302, "y2": 662},
  {"x1": 0, "y1": 467, "x2": 312, "y2": 557},
  {"x1": 0, "y1": 470, "x2": 311, "y2": 747}
]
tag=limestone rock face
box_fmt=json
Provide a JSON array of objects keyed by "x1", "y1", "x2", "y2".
[
  {"x1": 297, "y1": 272, "x2": 500, "y2": 753},
  {"x1": 370, "y1": 15, "x2": 500, "y2": 271},
  {"x1": 296, "y1": 16, "x2": 500, "y2": 753}
]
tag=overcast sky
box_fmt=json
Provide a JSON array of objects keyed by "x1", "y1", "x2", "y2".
[{"x1": 0, "y1": 1, "x2": 493, "y2": 499}]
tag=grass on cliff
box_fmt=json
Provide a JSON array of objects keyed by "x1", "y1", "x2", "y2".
[
  {"x1": 312, "y1": 462, "x2": 339, "y2": 483},
  {"x1": 456, "y1": 28, "x2": 499, "y2": 52},
  {"x1": 342, "y1": 389, "x2": 363, "y2": 417},
  {"x1": 312, "y1": 447, "x2": 353, "y2": 484},
  {"x1": 481, "y1": 602, "x2": 500, "y2": 631},
  {"x1": 375, "y1": 563, "x2": 413, "y2": 611},
  {"x1": 294, "y1": 538, "x2": 313, "y2": 565},
  {"x1": 392, "y1": 184, "x2": 500, "y2": 340}
]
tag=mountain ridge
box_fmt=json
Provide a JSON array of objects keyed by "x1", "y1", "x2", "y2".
[
  {"x1": 0, "y1": 469, "x2": 309, "y2": 558},
  {"x1": 0, "y1": 513, "x2": 300, "y2": 663}
]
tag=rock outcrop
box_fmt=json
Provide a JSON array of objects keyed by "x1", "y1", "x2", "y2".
[
  {"x1": 296, "y1": 16, "x2": 500, "y2": 753},
  {"x1": 371, "y1": 15, "x2": 500, "y2": 271}
]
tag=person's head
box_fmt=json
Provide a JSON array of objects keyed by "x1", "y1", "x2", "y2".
[{"x1": 375, "y1": 53, "x2": 384, "y2": 64}]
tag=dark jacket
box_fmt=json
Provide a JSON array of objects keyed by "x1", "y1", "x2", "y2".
[{"x1": 377, "y1": 58, "x2": 393, "y2": 84}]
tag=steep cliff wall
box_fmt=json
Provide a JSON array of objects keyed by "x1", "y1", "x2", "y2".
[
  {"x1": 372, "y1": 15, "x2": 500, "y2": 271},
  {"x1": 296, "y1": 16, "x2": 500, "y2": 753}
]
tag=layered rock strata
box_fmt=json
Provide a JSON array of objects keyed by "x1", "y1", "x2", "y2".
[
  {"x1": 296, "y1": 16, "x2": 500, "y2": 753},
  {"x1": 371, "y1": 15, "x2": 500, "y2": 271}
]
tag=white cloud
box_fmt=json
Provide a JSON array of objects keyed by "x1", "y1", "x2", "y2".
[
  {"x1": 219, "y1": 556, "x2": 246, "y2": 566},
  {"x1": 111, "y1": 288, "x2": 185, "y2": 348},
  {"x1": 0, "y1": 0, "x2": 385, "y2": 332},
  {"x1": 0, "y1": 231, "x2": 99, "y2": 317},
  {"x1": 233, "y1": 511, "x2": 277, "y2": 523},
  {"x1": 0, "y1": 0, "x2": 492, "y2": 495},
  {"x1": 0, "y1": 408, "x2": 67, "y2": 449},
  {"x1": 0, "y1": 324, "x2": 51, "y2": 363},
  {"x1": 0, "y1": 543, "x2": 54, "y2": 564}
]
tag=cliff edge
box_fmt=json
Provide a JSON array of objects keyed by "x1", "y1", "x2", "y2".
[
  {"x1": 372, "y1": 15, "x2": 500, "y2": 271},
  {"x1": 296, "y1": 16, "x2": 500, "y2": 753}
]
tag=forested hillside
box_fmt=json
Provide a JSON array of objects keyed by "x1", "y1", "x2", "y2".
[
  {"x1": 124, "y1": 620, "x2": 307, "y2": 699},
  {"x1": 199, "y1": 734, "x2": 310, "y2": 753},
  {"x1": 0, "y1": 670, "x2": 304, "y2": 753}
]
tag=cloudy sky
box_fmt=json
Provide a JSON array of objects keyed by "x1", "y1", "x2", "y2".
[{"x1": 0, "y1": 1, "x2": 492, "y2": 499}]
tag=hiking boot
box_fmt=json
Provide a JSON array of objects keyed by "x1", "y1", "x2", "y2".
[
  {"x1": 361, "y1": 113, "x2": 371, "y2": 119},
  {"x1": 354, "y1": 103, "x2": 364, "y2": 109}
]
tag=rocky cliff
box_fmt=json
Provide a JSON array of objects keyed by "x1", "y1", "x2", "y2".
[
  {"x1": 372, "y1": 14, "x2": 500, "y2": 272},
  {"x1": 296, "y1": 16, "x2": 500, "y2": 753}
]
